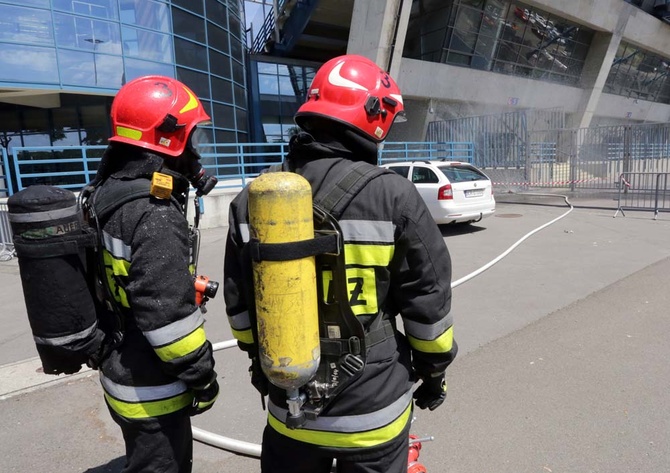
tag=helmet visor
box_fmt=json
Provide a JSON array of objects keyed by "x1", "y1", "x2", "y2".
[
  {"x1": 188, "y1": 126, "x2": 213, "y2": 156},
  {"x1": 393, "y1": 110, "x2": 407, "y2": 124}
]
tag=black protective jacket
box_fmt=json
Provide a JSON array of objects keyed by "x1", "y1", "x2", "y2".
[
  {"x1": 224, "y1": 133, "x2": 456, "y2": 459},
  {"x1": 93, "y1": 145, "x2": 216, "y2": 421}
]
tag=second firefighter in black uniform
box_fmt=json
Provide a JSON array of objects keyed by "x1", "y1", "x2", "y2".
[{"x1": 224, "y1": 55, "x2": 457, "y2": 473}]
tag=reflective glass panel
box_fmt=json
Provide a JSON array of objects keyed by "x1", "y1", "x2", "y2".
[
  {"x1": 2, "y1": 0, "x2": 49, "y2": 7},
  {"x1": 258, "y1": 74, "x2": 278, "y2": 95},
  {"x1": 174, "y1": 37, "x2": 208, "y2": 71},
  {"x1": 403, "y1": 0, "x2": 593, "y2": 86},
  {"x1": 123, "y1": 58, "x2": 175, "y2": 83},
  {"x1": 605, "y1": 42, "x2": 670, "y2": 104},
  {"x1": 211, "y1": 76, "x2": 233, "y2": 104},
  {"x1": 53, "y1": 13, "x2": 122, "y2": 54},
  {"x1": 205, "y1": 0, "x2": 227, "y2": 21},
  {"x1": 58, "y1": 49, "x2": 124, "y2": 88},
  {"x1": 174, "y1": 0, "x2": 204, "y2": 16},
  {"x1": 207, "y1": 23, "x2": 230, "y2": 54},
  {"x1": 52, "y1": 0, "x2": 118, "y2": 20},
  {"x1": 209, "y1": 49, "x2": 231, "y2": 78},
  {"x1": 172, "y1": 7, "x2": 206, "y2": 42},
  {"x1": 0, "y1": 43, "x2": 57, "y2": 84},
  {"x1": 119, "y1": 0, "x2": 170, "y2": 31},
  {"x1": 214, "y1": 102, "x2": 236, "y2": 129},
  {"x1": 0, "y1": 5, "x2": 53, "y2": 45},
  {"x1": 121, "y1": 26, "x2": 172, "y2": 62},
  {"x1": 176, "y1": 67, "x2": 210, "y2": 99}
]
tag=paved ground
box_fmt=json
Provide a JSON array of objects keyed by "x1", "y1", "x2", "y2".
[{"x1": 1, "y1": 192, "x2": 670, "y2": 472}]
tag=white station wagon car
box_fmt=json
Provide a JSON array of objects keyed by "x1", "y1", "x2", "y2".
[{"x1": 380, "y1": 160, "x2": 496, "y2": 224}]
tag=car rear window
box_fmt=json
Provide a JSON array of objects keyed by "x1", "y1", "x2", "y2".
[
  {"x1": 438, "y1": 165, "x2": 488, "y2": 183},
  {"x1": 386, "y1": 165, "x2": 410, "y2": 179}
]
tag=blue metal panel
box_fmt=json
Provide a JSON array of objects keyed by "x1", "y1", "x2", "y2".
[{"x1": 273, "y1": 0, "x2": 320, "y2": 56}]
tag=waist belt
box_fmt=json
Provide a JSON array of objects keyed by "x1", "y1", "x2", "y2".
[{"x1": 320, "y1": 319, "x2": 396, "y2": 357}]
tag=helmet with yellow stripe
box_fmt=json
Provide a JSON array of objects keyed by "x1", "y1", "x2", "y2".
[{"x1": 109, "y1": 75, "x2": 211, "y2": 157}]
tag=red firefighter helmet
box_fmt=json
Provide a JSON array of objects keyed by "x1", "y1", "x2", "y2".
[
  {"x1": 295, "y1": 54, "x2": 405, "y2": 143},
  {"x1": 109, "y1": 75, "x2": 211, "y2": 157}
]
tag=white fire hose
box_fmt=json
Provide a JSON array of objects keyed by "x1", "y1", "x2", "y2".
[{"x1": 193, "y1": 193, "x2": 574, "y2": 457}]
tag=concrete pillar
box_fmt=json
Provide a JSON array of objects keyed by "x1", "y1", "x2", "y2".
[
  {"x1": 348, "y1": 0, "x2": 411, "y2": 77},
  {"x1": 568, "y1": 5, "x2": 632, "y2": 129}
]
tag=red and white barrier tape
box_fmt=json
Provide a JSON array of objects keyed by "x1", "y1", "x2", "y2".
[{"x1": 493, "y1": 177, "x2": 604, "y2": 186}]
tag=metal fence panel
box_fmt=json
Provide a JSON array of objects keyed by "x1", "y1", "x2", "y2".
[
  {"x1": 527, "y1": 124, "x2": 670, "y2": 190},
  {"x1": 0, "y1": 202, "x2": 12, "y2": 246},
  {"x1": 615, "y1": 172, "x2": 670, "y2": 219}
]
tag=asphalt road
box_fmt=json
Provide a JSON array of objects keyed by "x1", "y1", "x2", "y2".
[{"x1": 1, "y1": 193, "x2": 669, "y2": 473}]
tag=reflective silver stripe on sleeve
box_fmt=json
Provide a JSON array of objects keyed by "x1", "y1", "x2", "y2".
[
  {"x1": 143, "y1": 309, "x2": 204, "y2": 347},
  {"x1": 239, "y1": 223, "x2": 250, "y2": 243},
  {"x1": 268, "y1": 389, "x2": 413, "y2": 433},
  {"x1": 102, "y1": 230, "x2": 131, "y2": 261},
  {"x1": 339, "y1": 220, "x2": 395, "y2": 243},
  {"x1": 33, "y1": 320, "x2": 98, "y2": 346},
  {"x1": 403, "y1": 313, "x2": 454, "y2": 340},
  {"x1": 99, "y1": 372, "x2": 188, "y2": 402},
  {"x1": 8, "y1": 204, "x2": 79, "y2": 223},
  {"x1": 228, "y1": 310, "x2": 251, "y2": 330}
]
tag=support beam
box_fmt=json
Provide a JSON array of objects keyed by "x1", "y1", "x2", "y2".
[
  {"x1": 348, "y1": 0, "x2": 411, "y2": 76},
  {"x1": 567, "y1": 3, "x2": 632, "y2": 129}
]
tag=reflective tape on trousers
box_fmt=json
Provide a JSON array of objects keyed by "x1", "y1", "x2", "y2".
[{"x1": 268, "y1": 388, "x2": 413, "y2": 433}]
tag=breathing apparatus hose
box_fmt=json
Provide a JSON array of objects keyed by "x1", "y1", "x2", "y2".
[{"x1": 192, "y1": 193, "x2": 574, "y2": 457}]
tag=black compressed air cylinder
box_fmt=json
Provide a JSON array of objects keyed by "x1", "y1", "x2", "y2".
[{"x1": 8, "y1": 185, "x2": 103, "y2": 375}]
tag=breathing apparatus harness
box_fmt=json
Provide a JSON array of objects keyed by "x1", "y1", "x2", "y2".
[{"x1": 248, "y1": 160, "x2": 397, "y2": 428}]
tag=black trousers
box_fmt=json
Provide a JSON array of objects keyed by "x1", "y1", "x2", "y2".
[
  {"x1": 108, "y1": 406, "x2": 193, "y2": 473},
  {"x1": 260, "y1": 423, "x2": 410, "y2": 473}
]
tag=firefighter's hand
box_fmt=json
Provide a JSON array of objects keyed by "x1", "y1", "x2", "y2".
[
  {"x1": 190, "y1": 379, "x2": 219, "y2": 416},
  {"x1": 249, "y1": 357, "x2": 269, "y2": 397},
  {"x1": 413, "y1": 373, "x2": 447, "y2": 411}
]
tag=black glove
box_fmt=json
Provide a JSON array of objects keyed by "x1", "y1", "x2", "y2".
[
  {"x1": 190, "y1": 379, "x2": 219, "y2": 416},
  {"x1": 249, "y1": 357, "x2": 269, "y2": 397},
  {"x1": 413, "y1": 373, "x2": 447, "y2": 411}
]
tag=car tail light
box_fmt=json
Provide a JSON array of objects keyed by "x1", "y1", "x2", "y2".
[{"x1": 438, "y1": 184, "x2": 453, "y2": 200}]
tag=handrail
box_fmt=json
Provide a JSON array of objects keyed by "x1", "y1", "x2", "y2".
[{"x1": 1, "y1": 141, "x2": 471, "y2": 196}]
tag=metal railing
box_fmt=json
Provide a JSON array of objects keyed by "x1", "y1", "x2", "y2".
[
  {"x1": 0, "y1": 202, "x2": 13, "y2": 257},
  {"x1": 379, "y1": 141, "x2": 473, "y2": 163},
  {"x1": 0, "y1": 141, "x2": 465, "y2": 197},
  {"x1": 614, "y1": 172, "x2": 670, "y2": 219}
]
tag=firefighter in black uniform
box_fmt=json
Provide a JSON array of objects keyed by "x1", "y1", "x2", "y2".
[
  {"x1": 91, "y1": 76, "x2": 219, "y2": 473},
  {"x1": 223, "y1": 55, "x2": 457, "y2": 472}
]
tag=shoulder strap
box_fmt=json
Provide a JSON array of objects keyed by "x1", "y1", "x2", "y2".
[
  {"x1": 92, "y1": 179, "x2": 153, "y2": 222},
  {"x1": 314, "y1": 161, "x2": 391, "y2": 219}
]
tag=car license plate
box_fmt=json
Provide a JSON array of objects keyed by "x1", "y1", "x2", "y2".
[{"x1": 465, "y1": 189, "x2": 484, "y2": 197}]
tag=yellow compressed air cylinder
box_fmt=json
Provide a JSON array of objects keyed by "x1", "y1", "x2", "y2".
[{"x1": 248, "y1": 171, "x2": 320, "y2": 390}]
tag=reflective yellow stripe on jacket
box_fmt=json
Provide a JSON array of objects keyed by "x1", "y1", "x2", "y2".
[
  {"x1": 101, "y1": 230, "x2": 131, "y2": 308},
  {"x1": 267, "y1": 389, "x2": 413, "y2": 448},
  {"x1": 403, "y1": 314, "x2": 454, "y2": 354},
  {"x1": 100, "y1": 372, "x2": 192, "y2": 419},
  {"x1": 144, "y1": 309, "x2": 208, "y2": 362}
]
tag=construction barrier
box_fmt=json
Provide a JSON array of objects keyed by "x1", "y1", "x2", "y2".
[{"x1": 614, "y1": 172, "x2": 670, "y2": 219}]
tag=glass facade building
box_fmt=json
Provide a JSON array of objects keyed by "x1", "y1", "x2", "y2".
[
  {"x1": 247, "y1": 58, "x2": 317, "y2": 143},
  {"x1": 0, "y1": 0, "x2": 248, "y2": 155},
  {"x1": 403, "y1": 0, "x2": 595, "y2": 86},
  {"x1": 605, "y1": 41, "x2": 670, "y2": 105}
]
